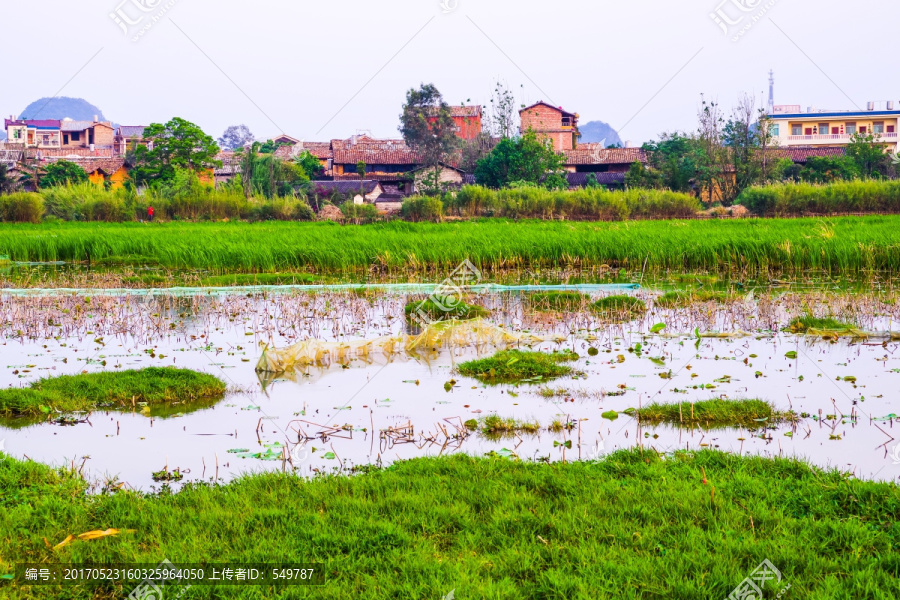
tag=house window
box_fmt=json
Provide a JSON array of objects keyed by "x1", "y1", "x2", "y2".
[
  {"x1": 63, "y1": 134, "x2": 69, "y2": 145},
  {"x1": 819, "y1": 123, "x2": 829, "y2": 136},
  {"x1": 874, "y1": 122, "x2": 884, "y2": 134},
  {"x1": 846, "y1": 123, "x2": 856, "y2": 135},
  {"x1": 71, "y1": 132, "x2": 80, "y2": 142},
  {"x1": 12, "y1": 129, "x2": 21, "y2": 139},
  {"x1": 791, "y1": 124, "x2": 802, "y2": 136},
  {"x1": 888, "y1": 125, "x2": 896, "y2": 133},
  {"x1": 770, "y1": 123, "x2": 780, "y2": 136}
]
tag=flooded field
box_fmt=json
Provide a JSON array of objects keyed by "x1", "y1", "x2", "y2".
[{"x1": 2, "y1": 284, "x2": 899, "y2": 490}]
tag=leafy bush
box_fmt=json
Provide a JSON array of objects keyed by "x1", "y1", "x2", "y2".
[
  {"x1": 0, "y1": 192, "x2": 44, "y2": 223},
  {"x1": 401, "y1": 196, "x2": 443, "y2": 222},
  {"x1": 340, "y1": 203, "x2": 379, "y2": 224}
]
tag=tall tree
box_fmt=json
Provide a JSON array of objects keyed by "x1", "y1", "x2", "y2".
[
  {"x1": 846, "y1": 132, "x2": 892, "y2": 178},
  {"x1": 131, "y1": 117, "x2": 220, "y2": 186},
  {"x1": 488, "y1": 80, "x2": 521, "y2": 139},
  {"x1": 399, "y1": 83, "x2": 460, "y2": 186},
  {"x1": 474, "y1": 130, "x2": 565, "y2": 189},
  {"x1": 217, "y1": 124, "x2": 255, "y2": 150}
]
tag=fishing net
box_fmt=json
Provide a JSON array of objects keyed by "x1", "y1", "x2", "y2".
[{"x1": 255, "y1": 319, "x2": 553, "y2": 373}]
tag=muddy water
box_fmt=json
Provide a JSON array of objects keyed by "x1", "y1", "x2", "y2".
[{"x1": 1, "y1": 289, "x2": 899, "y2": 490}]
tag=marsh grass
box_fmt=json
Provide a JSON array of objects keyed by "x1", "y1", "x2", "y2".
[
  {"x1": 404, "y1": 297, "x2": 489, "y2": 321},
  {"x1": 656, "y1": 290, "x2": 729, "y2": 308},
  {"x1": 788, "y1": 315, "x2": 862, "y2": 336},
  {"x1": 479, "y1": 414, "x2": 541, "y2": 437},
  {"x1": 0, "y1": 451, "x2": 897, "y2": 598},
  {"x1": 526, "y1": 291, "x2": 590, "y2": 312},
  {"x1": 636, "y1": 399, "x2": 793, "y2": 427},
  {"x1": 458, "y1": 349, "x2": 578, "y2": 384},
  {"x1": 0, "y1": 368, "x2": 226, "y2": 417},
  {"x1": 591, "y1": 295, "x2": 647, "y2": 320}
]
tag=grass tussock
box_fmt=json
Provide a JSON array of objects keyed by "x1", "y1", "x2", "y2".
[
  {"x1": 591, "y1": 295, "x2": 647, "y2": 320},
  {"x1": 739, "y1": 180, "x2": 900, "y2": 216},
  {"x1": 788, "y1": 315, "x2": 862, "y2": 336},
  {"x1": 656, "y1": 290, "x2": 729, "y2": 308},
  {"x1": 458, "y1": 349, "x2": 578, "y2": 384},
  {"x1": 0, "y1": 368, "x2": 226, "y2": 417},
  {"x1": 478, "y1": 414, "x2": 541, "y2": 437},
  {"x1": 404, "y1": 297, "x2": 489, "y2": 321},
  {"x1": 527, "y1": 291, "x2": 590, "y2": 312},
  {"x1": 0, "y1": 451, "x2": 897, "y2": 598},
  {"x1": 636, "y1": 399, "x2": 791, "y2": 427}
]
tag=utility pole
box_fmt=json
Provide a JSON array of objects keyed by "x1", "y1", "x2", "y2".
[{"x1": 768, "y1": 70, "x2": 775, "y2": 114}]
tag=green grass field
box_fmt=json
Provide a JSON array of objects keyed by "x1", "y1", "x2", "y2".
[
  {"x1": 0, "y1": 451, "x2": 897, "y2": 599},
  {"x1": 1, "y1": 216, "x2": 899, "y2": 276}
]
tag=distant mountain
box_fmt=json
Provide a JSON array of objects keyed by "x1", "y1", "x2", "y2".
[
  {"x1": 17, "y1": 97, "x2": 109, "y2": 123},
  {"x1": 578, "y1": 120, "x2": 623, "y2": 147}
]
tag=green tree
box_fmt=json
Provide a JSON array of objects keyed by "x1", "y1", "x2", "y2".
[
  {"x1": 400, "y1": 83, "x2": 460, "y2": 187},
  {"x1": 0, "y1": 164, "x2": 18, "y2": 194},
  {"x1": 846, "y1": 132, "x2": 891, "y2": 178},
  {"x1": 258, "y1": 139, "x2": 292, "y2": 154},
  {"x1": 42, "y1": 161, "x2": 89, "y2": 187},
  {"x1": 294, "y1": 151, "x2": 323, "y2": 180},
  {"x1": 474, "y1": 131, "x2": 565, "y2": 189},
  {"x1": 636, "y1": 133, "x2": 704, "y2": 193},
  {"x1": 799, "y1": 156, "x2": 861, "y2": 183},
  {"x1": 131, "y1": 117, "x2": 220, "y2": 186}
]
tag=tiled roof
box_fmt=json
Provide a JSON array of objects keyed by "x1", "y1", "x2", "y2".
[
  {"x1": 45, "y1": 157, "x2": 125, "y2": 175},
  {"x1": 563, "y1": 146, "x2": 647, "y2": 165},
  {"x1": 333, "y1": 147, "x2": 423, "y2": 165},
  {"x1": 375, "y1": 192, "x2": 406, "y2": 202},
  {"x1": 331, "y1": 137, "x2": 407, "y2": 150},
  {"x1": 425, "y1": 106, "x2": 482, "y2": 118},
  {"x1": 333, "y1": 173, "x2": 411, "y2": 182},
  {"x1": 765, "y1": 146, "x2": 847, "y2": 163},
  {"x1": 566, "y1": 172, "x2": 626, "y2": 187},
  {"x1": 311, "y1": 180, "x2": 382, "y2": 195},
  {"x1": 60, "y1": 121, "x2": 95, "y2": 132},
  {"x1": 29, "y1": 120, "x2": 62, "y2": 129},
  {"x1": 520, "y1": 101, "x2": 576, "y2": 118},
  {"x1": 116, "y1": 126, "x2": 147, "y2": 138},
  {"x1": 296, "y1": 142, "x2": 333, "y2": 159}
]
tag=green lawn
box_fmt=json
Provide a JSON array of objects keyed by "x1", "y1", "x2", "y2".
[{"x1": 0, "y1": 451, "x2": 897, "y2": 599}]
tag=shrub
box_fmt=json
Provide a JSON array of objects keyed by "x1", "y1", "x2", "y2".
[
  {"x1": 0, "y1": 192, "x2": 44, "y2": 223},
  {"x1": 401, "y1": 196, "x2": 443, "y2": 222},
  {"x1": 340, "y1": 203, "x2": 379, "y2": 224},
  {"x1": 737, "y1": 180, "x2": 900, "y2": 216}
]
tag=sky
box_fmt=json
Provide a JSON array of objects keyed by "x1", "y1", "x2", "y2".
[{"x1": 5, "y1": 0, "x2": 897, "y2": 146}]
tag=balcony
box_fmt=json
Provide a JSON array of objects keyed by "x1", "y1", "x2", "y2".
[{"x1": 786, "y1": 132, "x2": 898, "y2": 144}]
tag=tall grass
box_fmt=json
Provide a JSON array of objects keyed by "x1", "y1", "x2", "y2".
[
  {"x1": 0, "y1": 216, "x2": 898, "y2": 274},
  {"x1": 738, "y1": 180, "x2": 900, "y2": 216},
  {"x1": 451, "y1": 185, "x2": 700, "y2": 220}
]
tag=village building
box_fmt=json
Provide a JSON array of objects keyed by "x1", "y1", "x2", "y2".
[
  {"x1": 427, "y1": 105, "x2": 483, "y2": 140},
  {"x1": 4, "y1": 118, "x2": 62, "y2": 148},
  {"x1": 768, "y1": 103, "x2": 900, "y2": 152},
  {"x1": 410, "y1": 163, "x2": 466, "y2": 193},
  {"x1": 115, "y1": 126, "x2": 149, "y2": 154},
  {"x1": 519, "y1": 102, "x2": 579, "y2": 151},
  {"x1": 59, "y1": 117, "x2": 115, "y2": 149},
  {"x1": 310, "y1": 180, "x2": 384, "y2": 204}
]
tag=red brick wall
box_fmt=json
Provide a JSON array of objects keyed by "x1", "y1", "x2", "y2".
[{"x1": 520, "y1": 105, "x2": 563, "y2": 133}]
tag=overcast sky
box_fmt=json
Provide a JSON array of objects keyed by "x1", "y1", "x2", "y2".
[{"x1": 6, "y1": 0, "x2": 896, "y2": 145}]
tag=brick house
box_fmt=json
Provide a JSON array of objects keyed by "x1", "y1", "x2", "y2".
[
  {"x1": 426, "y1": 105, "x2": 483, "y2": 140},
  {"x1": 60, "y1": 117, "x2": 115, "y2": 149},
  {"x1": 331, "y1": 136, "x2": 423, "y2": 193},
  {"x1": 519, "y1": 102, "x2": 579, "y2": 151}
]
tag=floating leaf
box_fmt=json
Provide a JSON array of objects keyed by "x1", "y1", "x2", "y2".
[
  {"x1": 324, "y1": 452, "x2": 336, "y2": 460},
  {"x1": 650, "y1": 323, "x2": 666, "y2": 334},
  {"x1": 785, "y1": 351, "x2": 798, "y2": 359}
]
